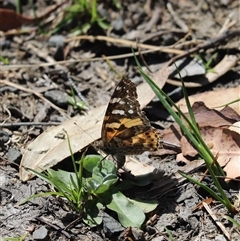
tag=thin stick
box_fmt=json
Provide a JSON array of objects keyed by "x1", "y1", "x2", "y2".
[
  {"x1": 36, "y1": 217, "x2": 71, "y2": 239},
  {"x1": 202, "y1": 202, "x2": 231, "y2": 240},
  {"x1": 0, "y1": 79, "x2": 70, "y2": 118},
  {"x1": 0, "y1": 122, "x2": 60, "y2": 127}
]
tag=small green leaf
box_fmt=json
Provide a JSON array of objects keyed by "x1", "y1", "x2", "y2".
[
  {"x1": 82, "y1": 155, "x2": 102, "y2": 172},
  {"x1": 107, "y1": 192, "x2": 145, "y2": 228},
  {"x1": 85, "y1": 177, "x2": 102, "y2": 193},
  {"x1": 83, "y1": 200, "x2": 103, "y2": 227},
  {"x1": 97, "y1": 18, "x2": 110, "y2": 29},
  {"x1": 85, "y1": 174, "x2": 117, "y2": 195},
  {"x1": 0, "y1": 56, "x2": 9, "y2": 65},
  {"x1": 48, "y1": 169, "x2": 78, "y2": 190},
  {"x1": 95, "y1": 184, "x2": 111, "y2": 194},
  {"x1": 130, "y1": 198, "x2": 158, "y2": 213},
  {"x1": 93, "y1": 159, "x2": 117, "y2": 177},
  {"x1": 102, "y1": 174, "x2": 118, "y2": 186},
  {"x1": 81, "y1": 23, "x2": 91, "y2": 33},
  {"x1": 67, "y1": 4, "x2": 83, "y2": 13}
]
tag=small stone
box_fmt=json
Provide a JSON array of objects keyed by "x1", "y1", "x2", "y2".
[
  {"x1": 151, "y1": 237, "x2": 165, "y2": 241},
  {"x1": 215, "y1": 234, "x2": 227, "y2": 241},
  {"x1": 0, "y1": 86, "x2": 17, "y2": 93},
  {"x1": 32, "y1": 226, "x2": 49, "y2": 240},
  {"x1": 6, "y1": 147, "x2": 22, "y2": 163},
  {"x1": 0, "y1": 39, "x2": 11, "y2": 49},
  {"x1": 103, "y1": 212, "x2": 124, "y2": 237},
  {"x1": 44, "y1": 90, "x2": 68, "y2": 108},
  {"x1": 131, "y1": 227, "x2": 144, "y2": 241},
  {"x1": 0, "y1": 130, "x2": 10, "y2": 147},
  {"x1": 81, "y1": 69, "x2": 94, "y2": 81},
  {"x1": 112, "y1": 18, "x2": 124, "y2": 31},
  {"x1": 48, "y1": 35, "x2": 66, "y2": 47},
  {"x1": 155, "y1": 213, "x2": 178, "y2": 231}
]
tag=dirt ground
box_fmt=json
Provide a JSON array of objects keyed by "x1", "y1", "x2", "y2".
[{"x1": 0, "y1": 0, "x2": 240, "y2": 240}]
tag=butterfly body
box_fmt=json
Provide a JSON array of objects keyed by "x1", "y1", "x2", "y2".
[{"x1": 101, "y1": 77, "x2": 162, "y2": 156}]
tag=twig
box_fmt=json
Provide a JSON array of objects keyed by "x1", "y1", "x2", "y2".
[
  {"x1": 167, "y1": 3, "x2": 189, "y2": 32},
  {"x1": 36, "y1": 217, "x2": 71, "y2": 239},
  {"x1": 1, "y1": 30, "x2": 239, "y2": 73},
  {"x1": 167, "y1": 54, "x2": 238, "y2": 87},
  {"x1": 218, "y1": 12, "x2": 237, "y2": 35},
  {"x1": 144, "y1": 7, "x2": 161, "y2": 32},
  {"x1": 66, "y1": 35, "x2": 185, "y2": 55},
  {"x1": 140, "y1": 28, "x2": 186, "y2": 42},
  {"x1": 0, "y1": 48, "x2": 181, "y2": 71},
  {"x1": 0, "y1": 79, "x2": 70, "y2": 119},
  {"x1": 137, "y1": 42, "x2": 152, "y2": 73},
  {"x1": 64, "y1": 216, "x2": 82, "y2": 230},
  {"x1": 0, "y1": 122, "x2": 60, "y2": 127},
  {"x1": 202, "y1": 202, "x2": 231, "y2": 240},
  {"x1": 167, "y1": 29, "x2": 240, "y2": 67}
]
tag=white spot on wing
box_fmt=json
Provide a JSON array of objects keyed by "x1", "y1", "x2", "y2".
[
  {"x1": 128, "y1": 109, "x2": 134, "y2": 114},
  {"x1": 112, "y1": 109, "x2": 125, "y2": 115},
  {"x1": 111, "y1": 97, "x2": 121, "y2": 103}
]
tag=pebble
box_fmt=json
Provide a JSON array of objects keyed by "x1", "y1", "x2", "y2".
[
  {"x1": 171, "y1": 58, "x2": 205, "y2": 78},
  {"x1": 0, "y1": 39, "x2": 11, "y2": 49},
  {"x1": 103, "y1": 212, "x2": 124, "y2": 237},
  {"x1": 48, "y1": 35, "x2": 66, "y2": 47},
  {"x1": 112, "y1": 18, "x2": 124, "y2": 31},
  {"x1": 32, "y1": 226, "x2": 49, "y2": 240},
  {"x1": 0, "y1": 130, "x2": 10, "y2": 147},
  {"x1": 6, "y1": 147, "x2": 22, "y2": 163},
  {"x1": 44, "y1": 90, "x2": 68, "y2": 108},
  {"x1": 215, "y1": 234, "x2": 227, "y2": 241}
]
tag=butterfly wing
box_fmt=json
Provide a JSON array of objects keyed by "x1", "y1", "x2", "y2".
[{"x1": 101, "y1": 77, "x2": 162, "y2": 155}]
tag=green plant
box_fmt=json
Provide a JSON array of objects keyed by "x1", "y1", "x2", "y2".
[
  {"x1": 55, "y1": 0, "x2": 110, "y2": 34},
  {"x1": 67, "y1": 88, "x2": 87, "y2": 111},
  {"x1": 0, "y1": 56, "x2": 9, "y2": 65},
  {"x1": 196, "y1": 53, "x2": 218, "y2": 73},
  {"x1": 164, "y1": 226, "x2": 175, "y2": 241},
  {"x1": 4, "y1": 233, "x2": 28, "y2": 241},
  {"x1": 223, "y1": 215, "x2": 240, "y2": 229},
  {"x1": 134, "y1": 52, "x2": 237, "y2": 214},
  {"x1": 111, "y1": 0, "x2": 122, "y2": 9},
  {"x1": 22, "y1": 132, "x2": 158, "y2": 228},
  {"x1": 15, "y1": 0, "x2": 21, "y2": 14}
]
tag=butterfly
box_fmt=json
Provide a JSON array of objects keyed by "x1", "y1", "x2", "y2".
[{"x1": 101, "y1": 77, "x2": 162, "y2": 156}]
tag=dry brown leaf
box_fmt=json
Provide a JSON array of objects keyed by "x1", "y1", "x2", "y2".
[
  {"x1": 192, "y1": 198, "x2": 213, "y2": 212},
  {"x1": 163, "y1": 102, "x2": 240, "y2": 150},
  {"x1": 138, "y1": 65, "x2": 172, "y2": 108},
  {"x1": 223, "y1": 156, "x2": 240, "y2": 181},
  {"x1": 176, "y1": 153, "x2": 191, "y2": 164},
  {"x1": 0, "y1": 1, "x2": 68, "y2": 31},
  {"x1": 190, "y1": 102, "x2": 240, "y2": 127},
  {"x1": 181, "y1": 127, "x2": 240, "y2": 163},
  {"x1": 181, "y1": 125, "x2": 240, "y2": 180},
  {"x1": 165, "y1": 102, "x2": 240, "y2": 179},
  {"x1": 124, "y1": 157, "x2": 155, "y2": 177},
  {"x1": 229, "y1": 121, "x2": 240, "y2": 134},
  {"x1": 176, "y1": 87, "x2": 240, "y2": 114},
  {"x1": 161, "y1": 102, "x2": 240, "y2": 154}
]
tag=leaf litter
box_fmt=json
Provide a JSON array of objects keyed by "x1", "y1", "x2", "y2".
[{"x1": 162, "y1": 101, "x2": 240, "y2": 179}]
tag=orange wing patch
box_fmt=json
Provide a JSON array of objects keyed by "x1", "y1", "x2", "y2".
[{"x1": 101, "y1": 77, "x2": 162, "y2": 155}]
